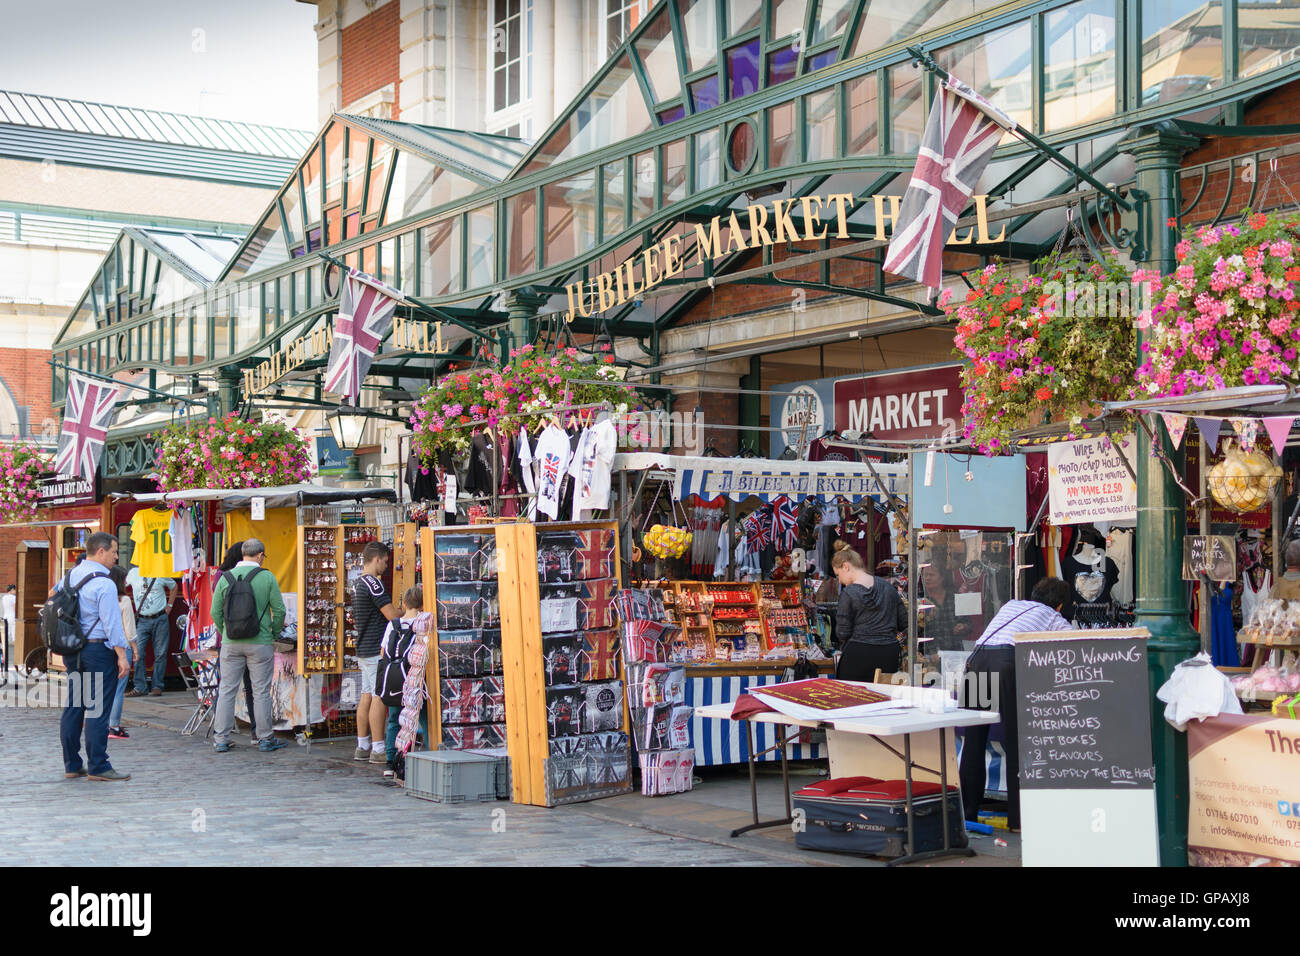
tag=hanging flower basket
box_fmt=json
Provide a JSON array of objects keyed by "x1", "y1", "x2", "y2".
[
  {"x1": 1135, "y1": 210, "x2": 1300, "y2": 396},
  {"x1": 0, "y1": 443, "x2": 50, "y2": 524},
  {"x1": 946, "y1": 250, "x2": 1137, "y2": 453},
  {"x1": 152, "y1": 414, "x2": 315, "y2": 492},
  {"x1": 409, "y1": 345, "x2": 636, "y2": 461}
]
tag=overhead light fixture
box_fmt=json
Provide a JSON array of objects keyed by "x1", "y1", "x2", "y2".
[{"x1": 327, "y1": 405, "x2": 369, "y2": 450}]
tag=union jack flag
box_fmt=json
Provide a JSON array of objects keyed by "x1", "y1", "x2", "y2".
[
  {"x1": 579, "y1": 577, "x2": 619, "y2": 630},
  {"x1": 881, "y1": 77, "x2": 1015, "y2": 290},
  {"x1": 323, "y1": 268, "x2": 404, "y2": 404},
  {"x1": 744, "y1": 509, "x2": 771, "y2": 551},
  {"x1": 55, "y1": 373, "x2": 121, "y2": 483},
  {"x1": 770, "y1": 495, "x2": 798, "y2": 551},
  {"x1": 440, "y1": 678, "x2": 482, "y2": 725}
]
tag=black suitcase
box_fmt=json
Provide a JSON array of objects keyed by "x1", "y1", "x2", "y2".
[{"x1": 794, "y1": 777, "x2": 968, "y2": 858}]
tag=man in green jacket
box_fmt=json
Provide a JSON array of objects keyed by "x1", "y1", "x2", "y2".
[{"x1": 211, "y1": 538, "x2": 288, "y2": 753}]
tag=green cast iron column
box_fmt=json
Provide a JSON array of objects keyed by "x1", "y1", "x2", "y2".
[
  {"x1": 217, "y1": 366, "x2": 243, "y2": 417},
  {"x1": 506, "y1": 288, "x2": 548, "y2": 357},
  {"x1": 1128, "y1": 124, "x2": 1202, "y2": 867}
]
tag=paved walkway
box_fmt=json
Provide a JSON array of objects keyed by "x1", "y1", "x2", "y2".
[{"x1": 0, "y1": 673, "x2": 1020, "y2": 867}]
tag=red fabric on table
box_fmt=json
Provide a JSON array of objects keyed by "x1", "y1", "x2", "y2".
[{"x1": 794, "y1": 777, "x2": 883, "y2": 798}]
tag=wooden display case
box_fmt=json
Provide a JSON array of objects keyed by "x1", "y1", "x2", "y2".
[
  {"x1": 659, "y1": 580, "x2": 806, "y2": 664},
  {"x1": 420, "y1": 520, "x2": 631, "y2": 808},
  {"x1": 296, "y1": 523, "x2": 382, "y2": 675},
  {"x1": 391, "y1": 522, "x2": 420, "y2": 606}
]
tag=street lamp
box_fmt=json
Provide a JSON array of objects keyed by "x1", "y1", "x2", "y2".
[{"x1": 327, "y1": 405, "x2": 370, "y2": 485}]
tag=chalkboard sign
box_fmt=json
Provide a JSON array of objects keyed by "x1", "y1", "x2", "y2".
[
  {"x1": 1015, "y1": 628, "x2": 1154, "y2": 790},
  {"x1": 1181, "y1": 534, "x2": 1236, "y2": 582}
]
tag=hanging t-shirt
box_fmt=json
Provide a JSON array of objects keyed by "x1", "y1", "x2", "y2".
[
  {"x1": 518, "y1": 427, "x2": 538, "y2": 521},
  {"x1": 570, "y1": 419, "x2": 618, "y2": 519},
  {"x1": 533, "y1": 424, "x2": 572, "y2": 520},
  {"x1": 170, "y1": 509, "x2": 195, "y2": 575},
  {"x1": 1105, "y1": 528, "x2": 1135, "y2": 606},
  {"x1": 1061, "y1": 546, "x2": 1119, "y2": 606},
  {"x1": 130, "y1": 507, "x2": 176, "y2": 578},
  {"x1": 183, "y1": 567, "x2": 221, "y2": 652}
]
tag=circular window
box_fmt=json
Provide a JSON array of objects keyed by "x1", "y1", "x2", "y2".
[
  {"x1": 323, "y1": 262, "x2": 341, "y2": 299},
  {"x1": 726, "y1": 118, "x2": 759, "y2": 177}
]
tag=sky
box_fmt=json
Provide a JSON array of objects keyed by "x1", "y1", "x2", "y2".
[{"x1": 0, "y1": 0, "x2": 319, "y2": 132}]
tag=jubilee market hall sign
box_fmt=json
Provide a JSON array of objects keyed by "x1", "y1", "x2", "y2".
[
  {"x1": 243, "y1": 192, "x2": 1005, "y2": 397},
  {"x1": 562, "y1": 192, "x2": 1006, "y2": 320}
]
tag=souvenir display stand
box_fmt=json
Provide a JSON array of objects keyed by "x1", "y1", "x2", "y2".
[
  {"x1": 613, "y1": 453, "x2": 910, "y2": 767},
  {"x1": 391, "y1": 522, "x2": 421, "y2": 603},
  {"x1": 295, "y1": 523, "x2": 383, "y2": 676},
  {"x1": 420, "y1": 520, "x2": 632, "y2": 807}
]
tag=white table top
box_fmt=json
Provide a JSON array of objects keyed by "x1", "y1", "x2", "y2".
[{"x1": 694, "y1": 681, "x2": 1000, "y2": 737}]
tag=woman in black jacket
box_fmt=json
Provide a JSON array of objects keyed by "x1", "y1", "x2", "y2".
[{"x1": 832, "y1": 547, "x2": 905, "y2": 681}]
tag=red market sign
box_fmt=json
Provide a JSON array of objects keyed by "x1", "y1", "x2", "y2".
[{"x1": 833, "y1": 365, "x2": 963, "y2": 442}]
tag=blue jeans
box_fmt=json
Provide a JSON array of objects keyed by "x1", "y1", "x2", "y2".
[
  {"x1": 133, "y1": 613, "x2": 170, "y2": 693},
  {"x1": 386, "y1": 705, "x2": 428, "y2": 764},
  {"x1": 61, "y1": 642, "x2": 119, "y2": 775},
  {"x1": 108, "y1": 645, "x2": 134, "y2": 728}
]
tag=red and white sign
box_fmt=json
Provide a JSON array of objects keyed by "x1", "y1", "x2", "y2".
[{"x1": 832, "y1": 365, "x2": 962, "y2": 442}]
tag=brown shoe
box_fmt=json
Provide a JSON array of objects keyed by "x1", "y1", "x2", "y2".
[
  {"x1": 125, "y1": 689, "x2": 144, "y2": 698},
  {"x1": 149, "y1": 688, "x2": 163, "y2": 697},
  {"x1": 64, "y1": 770, "x2": 87, "y2": 779}
]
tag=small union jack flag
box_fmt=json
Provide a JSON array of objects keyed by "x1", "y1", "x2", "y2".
[
  {"x1": 579, "y1": 578, "x2": 619, "y2": 630},
  {"x1": 770, "y1": 495, "x2": 798, "y2": 551},
  {"x1": 882, "y1": 76, "x2": 1015, "y2": 290},
  {"x1": 744, "y1": 510, "x2": 771, "y2": 551},
  {"x1": 440, "y1": 678, "x2": 482, "y2": 725},
  {"x1": 55, "y1": 373, "x2": 121, "y2": 484},
  {"x1": 324, "y1": 268, "x2": 404, "y2": 404}
]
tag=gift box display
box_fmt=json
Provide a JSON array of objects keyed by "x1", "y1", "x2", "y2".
[
  {"x1": 547, "y1": 736, "x2": 589, "y2": 795},
  {"x1": 543, "y1": 632, "x2": 584, "y2": 686},
  {"x1": 579, "y1": 629, "x2": 622, "y2": 681},
  {"x1": 545, "y1": 685, "x2": 584, "y2": 738},
  {"x1": 537, "y1": 530, "x2": 616, "y2": 583},
  {"x1": 436, "y1": 582, "x2": 500, "y2": 631},
  {"x1": 582, "y1": 680, "x2": 624, "y2": 733},
  {"x1": 440, "y1": 676, "x2": 505, "y2": 725},
  {"x1": 541, "y1": 578, "x2": 619, "y2": 630},
  {"x1": 442, "y1": 723, "x2": 507, "y2": 750},
  {"x1": 546, "y1": 733, "x2": 630, "y2": 797},
  {"x1": 434, "y1": 534, "x2": 497, "y2": 583},
  {"x1": 438, "y1": 628, "x2": 502, "y2": 677},
  {"x1": 585, "y1": 731, "x2": 630, "y2": 787}
]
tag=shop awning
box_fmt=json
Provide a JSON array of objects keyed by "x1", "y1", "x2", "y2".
[
  {"x1": 124, "y1": 483, "x2": 398, "y2": 511},
  {"x1": 613, "y1": 453, "x2": 906, "y2": 503}
]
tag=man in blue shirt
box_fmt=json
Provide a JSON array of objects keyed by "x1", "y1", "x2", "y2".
[
  {"x1": 124, "y1": 564, "x2": 176, "y2": 697},
  {"x1": 59, "y1": 532, "x2": 132, "y2": 782}
]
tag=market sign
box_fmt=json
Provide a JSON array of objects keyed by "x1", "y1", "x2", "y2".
[
  {"x1": 832, "y1": 364, "x2": 962, "y2": 442},
  {"x1": 37, "y1": 472, "x2": 96, "y2": 508},
  {"x1": 1046, "y1": 433, "x2": 1137, "y2": 525},
  {"x1": 563, "y1": 194, "x2": 1005, "y2": 321},
  {"x1": 315, "y1": 436, "x2": 348, "y2": 477},
  {"x1": 777, "y1": 385, "x2": 823, "y2": 450},
  {"x1": 675, "y1": 464, "x2": 879, "y2": 502},
  {"x1": 1188, "y1": 712, "x2": 1300, "y2": 866}
]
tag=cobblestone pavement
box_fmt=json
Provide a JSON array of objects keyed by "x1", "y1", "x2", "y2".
[{"x1": 0, "y1": 675, "x2": 1018, "y2": 867}]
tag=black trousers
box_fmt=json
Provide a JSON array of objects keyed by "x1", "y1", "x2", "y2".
[
  {"x1": 835, "y1": 640, "x2": 901, "y2": 682},
  {"x1": 958, "y1": 645, "x2": 1020, "y2": 828}
]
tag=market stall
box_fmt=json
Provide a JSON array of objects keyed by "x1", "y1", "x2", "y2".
[
  {"x1": 613, "y1": 452, "x2": 910, "y2": 767},
  {"x1": 128, "y1": 483, "x2": 399, "y2": 734}
]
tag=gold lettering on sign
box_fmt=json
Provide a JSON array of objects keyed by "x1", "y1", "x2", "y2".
[{"x1": 556, "y1": 192, "x2": 1004, "y2": 321}]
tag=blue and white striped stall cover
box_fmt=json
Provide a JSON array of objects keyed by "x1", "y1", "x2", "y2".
[
  {"x1": 687, "y1": 674, "x2": 827, "y2": 766},
  {"x1": 612, "y1": 453, "x2": 906, "y2": 505}
]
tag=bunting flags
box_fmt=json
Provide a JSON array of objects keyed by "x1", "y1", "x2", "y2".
[
  {"x1": 1195, "y1": 418, "x2": 1223, "y2": 452},
  {"x1": 323, "y1": 267, "x2": 404, "y2": 404},
  {"x1": 1160, "y1": 413, "x2": 1188, "y2": 450},
  {"x1": 54, "y1": 373, "x2": 121, "y2": 484},
  {"x1": 1262, "y1": 416, "x2": 1295, "y2": 452},
  {"x1": 881, "y1": 76, "x2": 1015, "y2": 289},
  {"x1": 1230, "y1": 418, "x2": 1259, "y2": 453}
]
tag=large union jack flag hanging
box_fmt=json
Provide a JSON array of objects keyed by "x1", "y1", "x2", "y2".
[
  {"x1": 881, "y1": 77, "x2": 1015, "y2": 290},
  {"x1": 54, "y1": 373, "x2": 121, "y2": 483},
  {"x1": 770, "y1": 495, "x2": 798, "y2": 552},
  {"x1": 323, "y1": 268, "x2": 404, "y2": 404}
]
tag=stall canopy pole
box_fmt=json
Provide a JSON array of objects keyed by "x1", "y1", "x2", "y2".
[
  {"x1": 1198, "y1": 437, "x2": 1211, "y2": 654},
  {"x1": 907, "y1": 453, "x2": 917, "y2": 687}
]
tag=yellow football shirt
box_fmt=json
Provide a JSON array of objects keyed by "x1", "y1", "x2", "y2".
[{"x1": 131, "y1": 508, "x2": 177, "y2": 578}]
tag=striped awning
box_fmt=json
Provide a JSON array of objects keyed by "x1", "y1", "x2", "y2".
[{"x1": 614, "y1": 453, "x2": 907, "y2": 504}]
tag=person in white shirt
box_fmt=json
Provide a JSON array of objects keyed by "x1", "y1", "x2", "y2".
[
  {"x1": 124, "y1": 565, "x2": 176, "y2": 696},
  {"x1": 2, "y1": 584, "x2": 15, "y2": 670},
  {"x1": 958, "y1": 576, "x2": 1073, "y2": 832}
]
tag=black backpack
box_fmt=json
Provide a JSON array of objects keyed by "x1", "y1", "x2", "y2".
[
  {"x1": 221, "y1": 568, "x2": 270, "y2": 640},
  {"x1": 40, "y1": 569, "x2": 109, "y2": 656},
  {"x1": 376, "y1": 620, "x2": 414, "y2": 707}
]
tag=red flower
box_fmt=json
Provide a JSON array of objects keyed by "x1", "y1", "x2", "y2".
[
  {"x1": 1166, "y1": 217, "x2": 1178, "y2": 228},
  {"x1": 1035, "y1": 387, "x2": 1052, "y2": 401},
  {"x1": 603, "y1": 355, "x2": 615, "y2": 364},
  {"x1": 1251, "y1": 213, "x2": 1268, "y2": 230},
  {"x1": 1005, "y1": 296, "x2": 1023, "y2": 312},
  {"x1": 1286, "y1": 267, "x2": 1300, "y2": 282},
  {"x1": 989, "y1": 317, "x2": 1002, "y2": 328}
]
